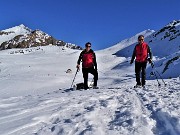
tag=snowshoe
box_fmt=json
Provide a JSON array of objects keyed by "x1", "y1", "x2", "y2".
[
  {"x1": 134, "y1": 85, "x2": 142, "y2": 88},
  {"x1": 73, "y1": 83, "x2": 84, "y2": 90},
  {"x1": 73, "y1": 81, "x2": 94, "y2": 90},
  {"x1": 92, "y1": 86, "x2": 99, "y2": 89}
]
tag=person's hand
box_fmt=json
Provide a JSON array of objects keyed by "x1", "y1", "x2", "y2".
[
  {"x1": 76, "y1": 64, "x2": 80, "y2": 70},
  {"x1": 130, "y1": 61, "x2": 133, "y2": 64},
  {"x1": 148, "y1": 58, "x2": 152, "y2": 64}
]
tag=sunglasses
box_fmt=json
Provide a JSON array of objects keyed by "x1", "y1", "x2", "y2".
[
  {"x1": 138, "y1": 39, "x2": 144, "y2": 41},
  {"x1": 86, "y1": 46, "x2": 91, "y2": 48}
]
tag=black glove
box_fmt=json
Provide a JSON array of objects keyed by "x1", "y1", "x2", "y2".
[
  {"x1": 130, "y1": 60, "x2": 133, "y2": 64},
  {"x1": 148, "y1": 58, "x2": 152, "y2": 63}
]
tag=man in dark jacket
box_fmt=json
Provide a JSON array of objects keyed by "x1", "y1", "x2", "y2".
[
  {"x1": 130, "y1": 35, "x2": 153, "y2": 87},
  {"x1": 76, "y1": 42, "x2": 98, "y2": 90}
]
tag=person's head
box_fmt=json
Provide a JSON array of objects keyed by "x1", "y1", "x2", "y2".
[
  {"x1": 138, "y1": 35, "x2": 144, "y2": 45},
  {"x1": 85, "y1": 42, "x2": 91, "y2": 51}
]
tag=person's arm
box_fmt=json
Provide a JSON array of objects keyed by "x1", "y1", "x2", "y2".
[
  {"x1": 77, "y1": 52, "x2": 83, "y2": 69},
  {"x1": 77, "y1": 52, "x2": 82, "y2": 65},
  {"x1": 130, "y1": 46, "x2": 136, "y2": 64},
  {"x1": 93, "y1": 52, "x2": 97, "y2": 70}
]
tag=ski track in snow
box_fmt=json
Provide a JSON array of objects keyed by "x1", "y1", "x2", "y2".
[{"x1": 0, "y1": 79, "x2": 179, "y2": 135}]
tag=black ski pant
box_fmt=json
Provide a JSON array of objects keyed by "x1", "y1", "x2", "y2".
[
  {"x1": 135, "y1": 61, "x2": 147, "y2": 86},
  {"x1": 82, "y1": 67, "x2": 98, "y2": 89}
]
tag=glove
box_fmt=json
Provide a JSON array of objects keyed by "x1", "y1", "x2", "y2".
[
  {"x1": 148, "y1": 58, "x2": 152, "y2": 63},
  {"x1": 130, "y1": 61, "x2": 133, "y2": 64},
  {"x1": 76, "y1": 64, "x2": 80, "y2": 70}
]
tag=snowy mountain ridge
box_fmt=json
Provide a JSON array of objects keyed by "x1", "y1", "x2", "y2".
[
  {"x1": 0, "y1": 24, "x2": 31, "y2": 45},
  {"x1": 2, "y1": 24, "x2": 31, "y2": 33},
  {"x1": 148, "y1": 20, "x2": 180, "y2": 55},
  {"x1": 0, "y1": 24, "x2": 82, "y2": 50},
  {"x1": 100, "y1": 29, "x2": 155, "y2": 54}
]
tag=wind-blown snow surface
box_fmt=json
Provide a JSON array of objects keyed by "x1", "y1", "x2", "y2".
[{"x1": 0, "y1": 45, "x2": 180, "y2": 135}]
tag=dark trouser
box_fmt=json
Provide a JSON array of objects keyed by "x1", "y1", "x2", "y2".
[
  {"x1": 135, "y1": 61, "x2": 147, "y2": 86},
  {"x1": 82, "y1": 67, "x2": 98, "y2": 89}
]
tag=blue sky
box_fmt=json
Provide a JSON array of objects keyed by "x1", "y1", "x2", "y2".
[{"x1": 0, "y1": 0, "x2": 180, "y2": 50}]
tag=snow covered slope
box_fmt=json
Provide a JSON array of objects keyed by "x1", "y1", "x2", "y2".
[
  {"x1": 0, "y1": 46, "x2": 80, "y2": 98},
  {"x1": 0, "y1": 45, "x2": 179, "y2": 135}
]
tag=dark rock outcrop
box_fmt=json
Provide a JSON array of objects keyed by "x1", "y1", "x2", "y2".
[{"x1": 0, "y1": 25, "x2": 83, "y2": 50}]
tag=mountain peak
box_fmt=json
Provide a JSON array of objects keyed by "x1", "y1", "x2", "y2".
[
  {"x1": 19, "y1": 24, "x2": 26, "y2": 28},
  {"x1": 166, "y1": 20, "x2": 180, "y2": 27},
  {"x1": 2, "y1": 24, "x2": 32, "y2": 34},
  {"x1": 0, "y1": 24, "x2": 82, "y2": 50},
  {"x1": 135, "y1": 29, "x2": 155, "y2": 38}
]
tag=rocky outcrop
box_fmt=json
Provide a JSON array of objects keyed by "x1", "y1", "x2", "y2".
[
  {"x1": 1, "y1": 30, "x2": 58, "y2": 49},
  {"x1": 0, "y1": 25, "x2": 83, "y2": 50}
]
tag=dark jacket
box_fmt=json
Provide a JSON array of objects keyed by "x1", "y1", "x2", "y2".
[
  {"x1": 131, "y1": 42, "x2": 152, "y2": 63},
  {"x1": 77, "y1": 49, "x2": 97, "y2": 69}
]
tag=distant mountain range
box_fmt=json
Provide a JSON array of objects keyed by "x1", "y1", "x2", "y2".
[{"x1": 0, "y1": 24, "x2": 82, "y2": 50}]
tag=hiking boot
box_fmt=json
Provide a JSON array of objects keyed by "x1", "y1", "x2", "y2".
[
  {"x1": 134, "y1": 84, "x2": 142, "y2": 88},
  {"x1": 93, "y1": 86, "x2": 99, "y2": 89},
  {"x1": 84, "y1": 87, "x2": 89, "y2": 90}
]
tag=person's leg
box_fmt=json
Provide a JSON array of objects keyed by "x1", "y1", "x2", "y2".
[
  {"x1": 89, "y1": 68, "x2": 98, "y2": 87},
  {"x1": 135, "y1": 61, "x2": 141, "y2": 85},
  {"x1": 82, "y1": 68, "x2": 89, "y2": 89},
  {"x1": 141, "y1": 62, "x2": 147, "y2": 86}
]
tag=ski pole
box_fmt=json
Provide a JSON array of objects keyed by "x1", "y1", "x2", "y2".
[
  {"x1": 150, "y1": 60, "x2": 166, "y2": 86},
  {"x1": 150, "y1": 62, "x2": 161, "y2": 86},
  {"x1": 155, "y1": 70, "x2": 167, "y2": 86},
  {"x1": 153, "y1": 71, "x2": 161, "y2": 86},
  {"x1": 70, "y1": 68, "x2": 79, "y2": 88}
]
